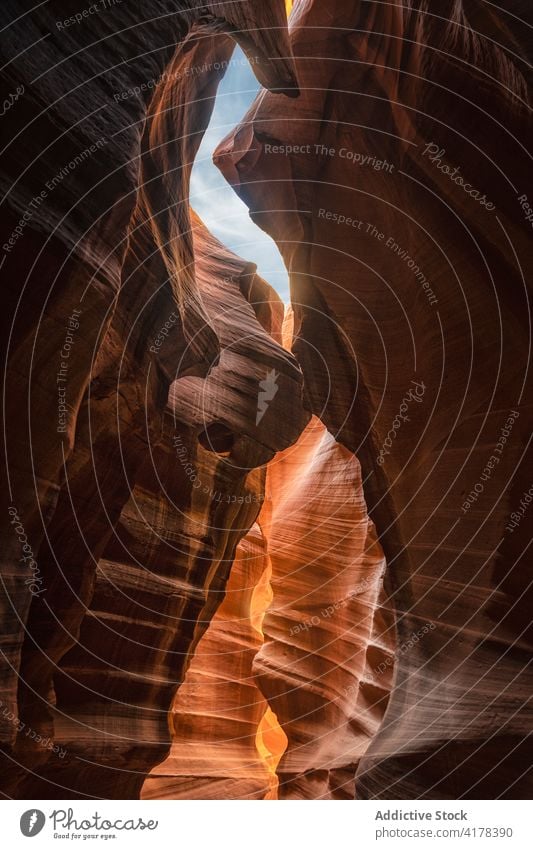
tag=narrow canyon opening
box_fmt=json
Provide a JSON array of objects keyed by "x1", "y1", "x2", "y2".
[
  {"x1": 190, "y1": 46, "x2": 290, "y2": 302},
  {"x1": 141, "y1": 32, "x2": 392, "y2": 799}
]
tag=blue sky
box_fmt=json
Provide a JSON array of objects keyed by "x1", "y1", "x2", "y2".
[{"x1": 190, "y1": 47, "x2": 290, "y2": 302}]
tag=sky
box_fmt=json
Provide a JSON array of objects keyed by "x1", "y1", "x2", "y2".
[{"x1": 189, "y1": 47, "x2": 290, "y2": 303}]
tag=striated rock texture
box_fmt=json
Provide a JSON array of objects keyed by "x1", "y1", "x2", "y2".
[
  {"x1": 257, "y1": 411, "x2": 392, "y2": 800},
  {"x1": 216, "y1": 0, "x2": 533, "y2": 798},
  {"x1": 143, "y1": 522, "x2": 281, "y2": 801},
  {"x1": 0, "y1": 0, "x2": 304, "y2": 798},
  {"x1": 142, "y1": 312, "x2": 392, "y2": 800},
  {"x1": 17, "y1": 226, "x2": 306, "y2": 801},
  {"x1": 2, "y1": 0, "x2": 531, "y2": 803},
  {"x1": 2, "y1": 211, "x2": 307, "y2": 798}
]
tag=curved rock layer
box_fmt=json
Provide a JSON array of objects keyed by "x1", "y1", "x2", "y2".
[
  {"x1": 3, "y1": 212, "x2": 307, "y2": 799},
  {"x1": 216, "y1": 0, "x2": 533, "y2": 798},
  {"x1": 142, "y1": 522, "x2": 282, "y2": 801},
  {"x1": 143, "y1": 312, "x2": 392, "y2": 800},
  {"x1": 0, "y1": 0, "x2": 306, "y2": 797},
  {"x1": 1, "y1": 0, "x2": 531, "y2": 803},
  {"x1": 257, "y1": 411, "x2": 392, "y2": 800}
]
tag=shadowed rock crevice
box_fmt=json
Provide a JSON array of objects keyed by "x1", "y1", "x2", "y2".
[
  {"x1": 0, "y1": 0, "x2": 305, "y2": 799},
  {"x1": 215, "y1": 0, "x2": 533, "y2": 800}
]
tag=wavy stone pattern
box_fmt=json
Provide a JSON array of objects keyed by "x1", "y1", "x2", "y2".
[
  {"x1": 143, "y1": 523, "x2": 280, "y2": 801},
  {"x1": 0, "y1": 0, "x2": 304, "y2": 798},
  {"x1": 216, "y1": 0, "x2": 533, "y2": 798},
  {"x1": 3, "y1": 214, "x2": 306, "y2": 798},
  {"x1": 142, "y1": 310, "x2": 392, "y2": 800},
  {"x1": 1, "y1": 0, "x2": 531, "y2": 803},
  {"x1": 257, "y1": 412, "x2": 391, "y2": 799}
]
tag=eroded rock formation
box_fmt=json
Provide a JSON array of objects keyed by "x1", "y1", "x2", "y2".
[
  {"x1": 143, "y1": 313, "x2": 393, "y2": 800},
  {"x1": 6, "y1": 217, "x2": 306, "y2": 799},
  {"x1": 1, "y1": 0, "x2": 531, "y2": 802},
  {"x1": 0, "y1": 1, "x2": 304, "y2": 798},
  {"x1": 216, "y1": 0, "x2": 533, "y2": 799},
  {"x1": 256, "y1": 412, "x2": 392, "y2": 799},
  {"x1": 143, "y1": 522, "x2": 279, "y2": 801}
]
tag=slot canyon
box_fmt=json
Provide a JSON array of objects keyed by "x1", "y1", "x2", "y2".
[{"x1": 0, "y1": 0, "x2": 531, "y2": 802}]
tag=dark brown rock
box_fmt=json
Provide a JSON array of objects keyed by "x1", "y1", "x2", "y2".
[
  {"x1": 0, "y1": 0, "x2": 300, "y2": 797},
  {"x1": 216, "y1": 0, "x2": 533, "y2": 799}
]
